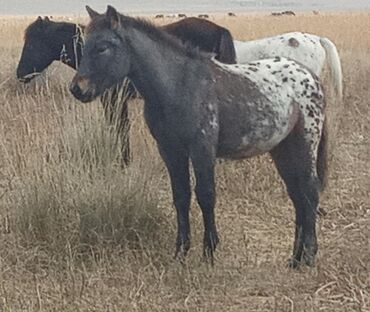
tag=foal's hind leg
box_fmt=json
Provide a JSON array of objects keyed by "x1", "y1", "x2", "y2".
[{"x1": 270, "y1": 130, "x2": 320, "y2": 268}]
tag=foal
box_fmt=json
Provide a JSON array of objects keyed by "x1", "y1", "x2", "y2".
[{"x1": 70, "y1": 6, "x2": 329, "y2": 268}]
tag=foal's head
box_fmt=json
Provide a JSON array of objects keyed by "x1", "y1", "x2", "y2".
[{"x1": 70, "y1": 6, "x2": 132, "y2": 102}]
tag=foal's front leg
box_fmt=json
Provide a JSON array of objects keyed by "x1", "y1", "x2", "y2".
[
  {"x1": 158, "y1": 145, "x2": 191, "y2": 260},
  {"x1": 190, "y1": 144, "x2": 219, "y2": 263}
]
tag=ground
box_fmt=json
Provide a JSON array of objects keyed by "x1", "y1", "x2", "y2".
[{"x1": 0, "y1": 12, "x2": 369, "y2": 312}]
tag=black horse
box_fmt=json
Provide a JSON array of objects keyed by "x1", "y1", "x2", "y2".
[
  {"x1": 70, "y1": 6, "x2": 329, "y2": 268},
  {"x1": 17, "y1": 16, "x2": 131, "y2": 165}
]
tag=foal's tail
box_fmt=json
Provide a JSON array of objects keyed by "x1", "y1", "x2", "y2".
[
  {"x1": 319, "y1": 37, "x2": 343, "y2": 100},
  {"x1": 317, "y1": 118, "x2": 328, "y2": 191},
  {"x1": 218, "y1": 28, "x2": 237, "y2": 64}
]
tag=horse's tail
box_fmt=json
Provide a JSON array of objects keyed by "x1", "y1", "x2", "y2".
[
  {"x1": 319, "y1": 37, "x2": 343, "y2": 168},
  {"x1": 319, "y1": 37, "x2": 343, "y2": 100},
  {"x1": 218, "y1": 28, "x2": 237, "y2": 64},
  {"x1": 317, "y1": 117, "x2": 328, "y2": 191}
]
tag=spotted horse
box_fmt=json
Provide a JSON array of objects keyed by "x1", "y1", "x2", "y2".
[{"x1": 70, "y1": 6, "x2": 329, "y2": 268}]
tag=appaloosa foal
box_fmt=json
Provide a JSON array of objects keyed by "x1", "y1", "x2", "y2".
[{"x1": 70, "y1": 6, "x2": 329, "y2": 268}]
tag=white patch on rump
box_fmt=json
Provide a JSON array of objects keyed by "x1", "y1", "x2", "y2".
[{"x1": 233, "y1": 32, "x2": 325, "y2": 76}]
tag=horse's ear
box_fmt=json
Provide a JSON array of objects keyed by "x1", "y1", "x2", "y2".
[
  {"x1": 106, "y1": 5, "x2": 120, "y2": 29},
  {"x1": 35, "y1": 16, "x2": 45, "y2": 28},
  {"x1": 44, "y1": 16, "x2": 50, "y2": 22},
  {"x1": 86, "y1": 5, "x2": 100, "y2": 19}
]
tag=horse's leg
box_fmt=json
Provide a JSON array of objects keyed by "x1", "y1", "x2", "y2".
[
  {"x1": 158, "y1": 145, "x2": 191, "y2": 260},
  {"x1": 116, "y1": 92, "x2": 131, "y2": 165},
  {"x1": 101, "y1": 89, "x2": 115, "y2": 125},
  {"x1": 270, "y1": 129, "x2": 319, "y2": 268},
  {"x1": 190, "y1": 145, "x2": 219, "y2": 263},
  {"x1": 101, "y1": 82, "x2": 131, "y2": 166}
]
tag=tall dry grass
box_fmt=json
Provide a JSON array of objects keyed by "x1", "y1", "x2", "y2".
[{"x1": 0, "y1": 12, "x2": 369, "y2": 311}]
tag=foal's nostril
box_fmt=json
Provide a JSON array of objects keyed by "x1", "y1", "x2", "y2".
[
  {"x1": 69, "y1": 77, "x2": 96, "y2": 102},
  {"x1": 70, "y1": 83, "x2": 81, "y2": 97}
]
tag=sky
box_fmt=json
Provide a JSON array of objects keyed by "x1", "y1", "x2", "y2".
[{"x1": 0, "y1": 0, "x2": 370, "y2": 15}]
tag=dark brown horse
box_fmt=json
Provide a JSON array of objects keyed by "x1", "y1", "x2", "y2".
[
  {"x1": 16, "y1": 16, "x2": 236, "y2": 165},
  {"x1": 161, "y1": 17, "x2": 236, "y2": 64},
  {"x1": 70, "y1": 6, "x2": 329, "y2": 267}
]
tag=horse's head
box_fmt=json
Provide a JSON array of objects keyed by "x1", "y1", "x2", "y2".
[
  {"x1": 70, "y1": 5, "x2": 131, "y2": 103},
  {"x1": 16, "y1": 16, "x2": 59, "y2": 82},
  {"x1": 17, "y1": 16, "x2": 82, "y2": 83}
]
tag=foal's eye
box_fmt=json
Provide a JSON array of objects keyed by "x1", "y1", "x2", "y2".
[{"x1": 97, "y1": 45, "x2": 109, "y2": 54}]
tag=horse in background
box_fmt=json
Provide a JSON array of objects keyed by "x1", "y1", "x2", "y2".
[
  {"x1": 16, "y1": 16, "x2": 132, "y2": 166},
  {"x1": 161, "y1": 17, "x2": 236, "y2": 64}
]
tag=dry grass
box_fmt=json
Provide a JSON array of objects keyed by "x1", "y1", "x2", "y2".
[{"x1": 0, "y1": 12, "x2": 369, "y2": 311}]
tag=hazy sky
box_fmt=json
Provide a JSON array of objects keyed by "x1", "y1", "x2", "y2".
[{"x1": 1, "y1": 0, "x2": 369, "y2": 15}]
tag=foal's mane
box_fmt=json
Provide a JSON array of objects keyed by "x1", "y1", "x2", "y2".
[{"x1": 86, "y1": 14, "x2": 206, "y2": 60}]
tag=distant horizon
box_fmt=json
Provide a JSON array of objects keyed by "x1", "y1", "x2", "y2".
[{"x1": 1, "y1": 0, "x2": 370, "y2": 16}]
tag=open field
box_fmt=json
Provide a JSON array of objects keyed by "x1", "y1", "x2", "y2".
[{"x1": 0, "y1": 12, "x2": 369, "y2": 311}]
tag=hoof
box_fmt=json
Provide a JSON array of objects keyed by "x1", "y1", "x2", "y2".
[
  {"x1": 288, "y1": 251, "x2": 316, "y2": 269},
  {"x1": 202, "y1": 249, "x2": 217, "y2": 266},
  {"x1": 174, "y1": 251, "x2": 187, "y2": 264},
  {"x1": 174, "y1": 240, "x2": 190, "y2": 262},
  {"x1": 302, "y1": 252, "x2": 316, "y2": 267},
  {"x1": 203, "y1": 231, "x2": 219, "y2": 266},
  {"x1": 288, "y1": 258, "x2": 301, "y2": 269}
]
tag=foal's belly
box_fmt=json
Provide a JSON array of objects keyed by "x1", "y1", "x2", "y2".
[
  {"x1": 216, "y1": 100, "x2": 299, "y2": 159},
  {"x1": 218, "y1": 129, "x2": 289, "y2": 159}
]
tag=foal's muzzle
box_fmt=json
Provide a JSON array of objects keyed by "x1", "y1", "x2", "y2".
[{"x1": 69, "y1": 76, "x2": 96, "y2": 103}]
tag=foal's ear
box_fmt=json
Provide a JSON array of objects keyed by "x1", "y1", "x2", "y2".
[
  {"x1": 106, "y1": 5, "x2": 120, "y2": 29},
  {"x1": 86, "y1": 5, "x2": 100, "y2": 19}
]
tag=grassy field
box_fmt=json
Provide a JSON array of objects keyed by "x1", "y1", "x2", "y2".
[{"x1": 0, "y1": 12, "x2": 369, "y2": 311}]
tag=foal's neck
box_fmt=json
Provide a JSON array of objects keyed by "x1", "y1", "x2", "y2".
[{"x1": 126, "y1": 28, "x2": 204, "y2": 105}]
